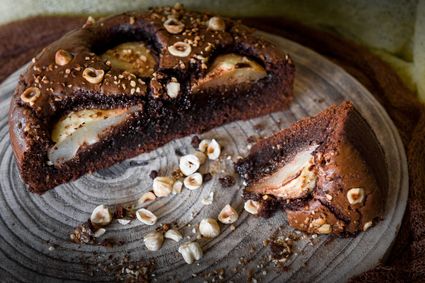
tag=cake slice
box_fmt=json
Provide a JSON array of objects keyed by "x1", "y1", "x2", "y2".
[
  {"x1": 235, "y1": 101, "x2": 386, "y2": 235},
  {"x1": 9, "y1": 5, "x2": 295, "y2": 193}
]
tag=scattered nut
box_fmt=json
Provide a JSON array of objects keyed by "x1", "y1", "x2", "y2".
[
  {"x1": 153, "y1": 176, "x2": 174, "y2": 197},
  {"x1": 178, "y1": 241, "x2": 203, "y2": 264},
  {"x1": 199, "y1": 218, "x2": 221, "y2": 238},
  {"x1": 20, "y1": 87, "x2": 41, "y2": 106},
  {"x1": 317, "y1": 224, "x2": 332, "y2": 234},
  {"x1": 218, "y1": 204, "x2": 239, "y2": 224},
  {"x1": 94, "y1": 228, "x2": 106, "y2": 238},
  {"x1": 144, "y1": 231, "x2": 164, "y2": 251},
  {"x1": 363, "y1": 221, "x2": 373, "y2": 231},
  {"x1": 168, "y1": 42, "x2": 192, "y2": 57},
  {"x1": 82, "y1": 67, "x2": 104, "y2": 84},
  {"x1": 166, "y1": 80, "x2": 180, "y2": 98},
  {"x1": 199, "y1": 139, "x2": 210, "y2": 152},
  {"x1": 207, "y1": 139, "x2": 221, "y2": 160},
  {"x1": 347, "y1": 188, "x2": 365, "y2": 205},
  {"x1": 172, "y1": 180, "x2": 183, "y2": 194},
  {"x1": 138, "y1": 191, "x2": 157, "y2": 205},
  {"x1": 194, "y1": 151, "x2": 207, "y2": 164},
  {"x1": 244, "y1": 200, "x2": 261, "y2": 215},
  {"x1": 207, "y1": 16, "x2": 225, "y2": 31},
  {"x1": 163, "y1": 18, "x2": 185, "y2": 34},
  {"x1": 117, "y1": 219, "x2": 131, "y2": 225},
  {"x1": 55, "y1": 49, "x2": 73, "y2": 66},
  {"x1": 180, "y1": 154, "x2": 201, "y2": 176},
  {"x1": 90, "y1": 204, "x2": 112, "y2": 226},
  {"x1": 136, "y1": 208, "x2": 158, "y2": 225},
  {"x1": 184, "y1": 172, "x2": 203, "y2": 190},
  {"x1": 164, "y1": 229, "x2": 183, "y2": 242},
  {"x1": 201, "y1": 192, "x2": 214, "y2": 205}
]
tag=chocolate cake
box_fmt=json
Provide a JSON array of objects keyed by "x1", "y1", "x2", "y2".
[
  {"x1": 235, "y1": 101, "x2": 387, "y2": 235},
  {"x1": 8, "y1": 4, "x2": 295, "y2": 193}
]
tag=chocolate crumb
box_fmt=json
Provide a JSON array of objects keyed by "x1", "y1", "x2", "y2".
[
  {"x1": 149, "y1": 170, "x2": 159, "y2": 180},
  {"x1": 219, "y1": 175, "x2": 235, "y2": 187},
  {"x1": 203, "y1": 173, "x2": 213, "y2": 182},
  {"x1": 191, "y1": 135, "x2": 201, "y2": 148}
]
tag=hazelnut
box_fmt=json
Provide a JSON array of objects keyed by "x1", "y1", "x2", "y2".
[
  {"x1": 184, "y1": 172, "x2": 203, "y2": 190},
  {"x1": 144, "y1": 231, "x2": 164, "y2": 251},
  {"x1": 172, "y1": 180, "x2": 183, "y2": 194},
  {"x1": 244, "y1": 200, "x2": 260, "y2": 215},
  {"x1": 90, "y1": 204, "x2": 112, "y2": 226},
  {"x1": 138, "y1": 191, "x2": 157, "y2": 205},
  {"x1": 163, "y1": 18, "x2": 185, "y2": 34},
  {"x1": 20, "y1": 87, "x2": 41, "y2": 106},
  {"x1": 164, "y1": 229, "x2": 183, "y2": 242},
  {"x1": 218, "y1": 204, "x2": 239, "y2": 224},
  {"x1": 207, "y1": 16, "x2": 225, "y2": 31},
  {"x1": 317, "y1": 224, "x2": 332, "y2": 234},
  {"x1": 153, "y1": 176, "x2": 174, "y2": 197},
  {"x1": 55, "y1": 49, "x2": 73, "y2": 66},
  {"x1": 82, "y1": 67, "x2": 104, "y2": 84},
  {"x1": 166, "y1": 80, "x2": 180, "y2": 98},
  {"x1": 136, "y1": 208, "x2": 158, "y2": 225},
  {"x1": 178, "y1": 241, "x2": 203, "y2": 264},
  {"x1": 168, "y1": 42, "x2": 192, "y2": 57},
  {"x1": 363, "y1": 221, "x2": 373, "y2": 231},
  {"x1": 207, "y1": 139, "x2": 221, "y2": 160},
  {"x1": 347, "y1": 188, "x2": 365, "y2": 205},
  {"x1": 199, "y1": 218, "x2": 221, "y2": 238},
  {"x1": 179, "y1": 154, "x2": 201, "y2": 176}
]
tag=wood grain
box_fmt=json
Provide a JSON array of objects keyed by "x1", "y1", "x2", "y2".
[{"x1": 0, "y1": 33, "x2": 408, "y2": 282}]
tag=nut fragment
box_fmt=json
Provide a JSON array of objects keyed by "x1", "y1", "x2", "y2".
[
  {"x1": 317, "y1": 224, "x2": 332, "y2": 234},
  {"x1": 347, "y1": 188, "x2": 365, "y2": 205},
  {"x1": 82, "y1": 67, "x2": 104, "y2": 84},
  {"x1": 166, "y1": 80, "x2": 180, "y2": 98},
  {"x1": 117, "y1": 219, "x2": 131, "y2": 225},
  {"x1": 180, "y1": 154, "x2": 201, "y2": 176},
  {"x1": 138, "y1": 191, "x2": 157, "y2": 205},
  {"x1": 178, "y1": 241, "x2": 203, "y2": 264},
  {"x1": 144, "y1": 231, "x2": 164, "y2": 251},
  {"x1": 184, "y1": 172, "x2": 203, "y2": 190},
  {"x1": 199, "y1": 218, "x2": 221, "y2": 238},
  {"x1": 218, "y1": 204, "x2": 239, "y2": 224},
  {"x1": 244, "y1": 200, "x2": 261, "y2": 215},
  {"x1": 136, "y1": 208, "x2": 157, "y2": 225},
  {"x1": 164, "y1": 229, "x2": 183, "y2": 242},
  {"x1": 207, "y1": 16, "x2": 225, "y2": 31},
  {"x1": 90, "y1": 204, "x2": 112, "y2": 226},
  {"x1": 172, "y1": 180, "x2": 183, "y2": 194},
  {"x1": 163, "y1": 18, "x2": 185, "y2": 34},
  {"x1": 194, "y1": 151, "x2": 207, "y2": 164},
  {"x1": 20, "y1": 87, "x2": 41, "y2": 106},
  {"x1": 168, "y1": 42, "x2": 192, "y2": 57},
  {"x1": 55, "y1": 49, "x2": 73, "y2": 66},
  {"x1": 198, "y1": 139, "x2": 210, "y2": 152},
  {"x1": 363, "y1": 221, "x2": 373, "y2": 231},
  {"x1": 153, "y1": 176, "x2": 174, "y2": 197},
  {"x1": 207, "y1": 139, "x2": 221, "y2": 160},
  {"x1": 94, "y1": 228, "x2": 106, "y2": 238},
  {"x1": 201, "y1": 192, "x2": 214, "y2": 205}
]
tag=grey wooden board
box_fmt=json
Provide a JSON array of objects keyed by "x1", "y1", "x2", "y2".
[{"x1": 0, "y1": 33, "x2": 408, "y2": 282}]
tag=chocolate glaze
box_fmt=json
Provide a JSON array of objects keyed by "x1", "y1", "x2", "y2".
[
  {"x1": 236, "y1": 101, "x2": 386, "y2": 236},
  {"x1": 9, "y1": 5, "x2": 295, "y2": 193}
]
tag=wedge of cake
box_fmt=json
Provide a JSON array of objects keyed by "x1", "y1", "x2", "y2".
[
  {"x1": 8, "y1": 5, "x2": 295, "y2": 193},
  {"x1": 235, "y1": 101, "x2": 386, "y2": 235}
]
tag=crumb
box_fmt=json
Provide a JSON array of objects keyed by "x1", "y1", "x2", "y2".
[
  {"x1": 219, "y1": 175, "x2": 235, "y2": 187},
  {"x1": 149, "y1": 170, "x2": 159, "y2": 180},
  {"x1": 191, "y1": 135, "x2": 201, "y2": 148},
  {"x1": 203, "y1": 173, "x2": 213, "y2": 182}
]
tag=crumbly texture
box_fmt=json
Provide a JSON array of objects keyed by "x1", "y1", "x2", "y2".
[
  {"x1": 8, "y1": 5, "x2": 295, "y2": 193},
  {"x1": 235, "y1": 101, "x2": 386, "y2": 236}
]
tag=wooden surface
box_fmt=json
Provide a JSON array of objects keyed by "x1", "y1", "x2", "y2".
[{"x1": 0, "y1": 33, "x2": 408, "y2": 282}]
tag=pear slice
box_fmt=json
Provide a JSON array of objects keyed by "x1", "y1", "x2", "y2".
[
  {"x1": 48, "y1": 106, "x2": 142, "y2": 165},
  {"x1": 101, "y1": 42, "x2": 156, "y2": 77},
  {"x1": 246, "y1": 145, "x2": 319, "y2": 199},
  {"x1": 192, "y1": 54, "x2": 267, "y2": 91}
]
